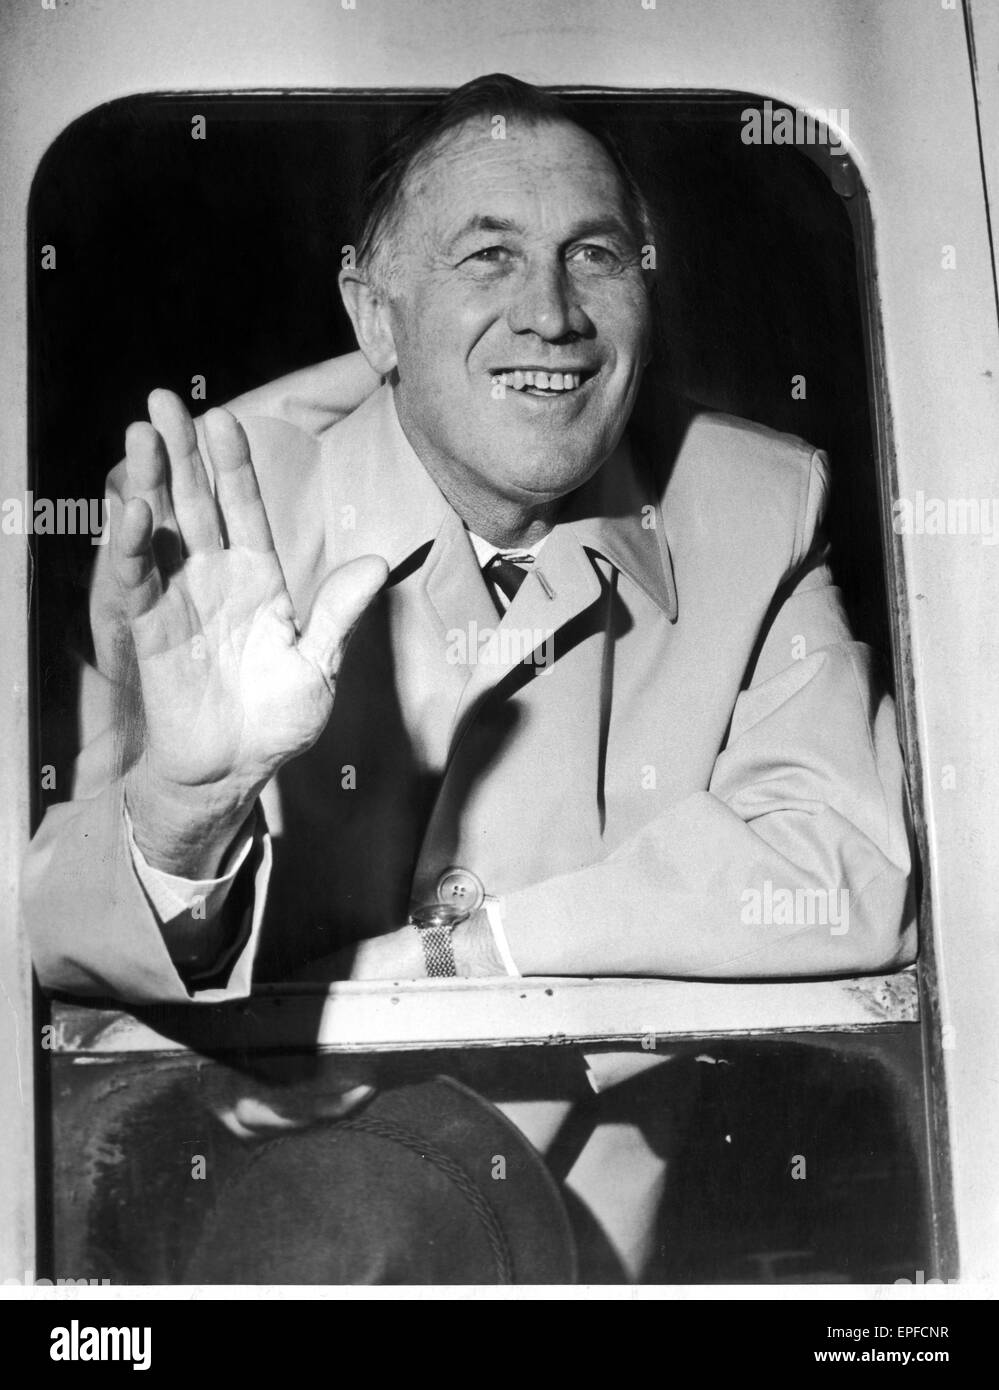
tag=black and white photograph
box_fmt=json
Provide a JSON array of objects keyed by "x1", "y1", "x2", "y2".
[{"x1": 0, "y1": 0, "x2": 996, "y2": 1342}]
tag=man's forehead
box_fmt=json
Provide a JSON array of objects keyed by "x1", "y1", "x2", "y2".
[{"x1": 406, "y1": 117, "x2": 633, "y2": 240}]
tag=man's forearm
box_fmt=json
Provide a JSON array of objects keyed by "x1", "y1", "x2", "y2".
[
  {"x1": 499, "y1": 797, "x2": 913, "y2": 980},
  {"x1": 289, "y1": 909, "x2": 505, "y2": 982},
  {"x1": 455, "y1": 909, "x2": 506, "y2": 976}
]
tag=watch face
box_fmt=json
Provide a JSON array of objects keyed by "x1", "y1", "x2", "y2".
[{"x1": 410, "y1": 903, "x2": 470, "y2": 931}]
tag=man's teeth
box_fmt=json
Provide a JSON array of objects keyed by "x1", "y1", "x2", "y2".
[{"x1": 493, "y1": 370, "x2": 584, "y2": 392}]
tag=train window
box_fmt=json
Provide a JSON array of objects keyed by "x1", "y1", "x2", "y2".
[
  {"x1": 27, "y1": 92, "x2": 932, "y2": 1285},
  {"x1": 30, "y1": 92, "x2": 895, "y2": 767}
]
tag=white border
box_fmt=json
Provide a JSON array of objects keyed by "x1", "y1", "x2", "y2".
[{"x1": 2, "y1": 0, "x2": 998, "y2": 1284}]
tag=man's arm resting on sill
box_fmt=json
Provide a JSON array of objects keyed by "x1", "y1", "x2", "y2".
[
  {"x1": 318, "y1": 573, "x2": 916, "y2": 983},
  {"x1": 499, "y1": 621, "x2": 915, "y2": 978}
]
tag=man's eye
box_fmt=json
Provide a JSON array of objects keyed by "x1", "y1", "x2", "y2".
[
  {"x1": 568, "y1": 244, "x2": 622, "y2": 272},
  {"x1": 462, "y1": 245, "x2": 512, "y2": 266}
]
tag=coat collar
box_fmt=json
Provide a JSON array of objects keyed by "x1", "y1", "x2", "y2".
[{"x1": 322, "y1": 384, "x2": 678, "y2": 621}]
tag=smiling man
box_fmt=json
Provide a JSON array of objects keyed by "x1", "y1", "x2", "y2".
[
  {"x1": 22, "y1": 75, "x2": 915, "y2": 1280},
  {"x1": 352, "y1": 112, "x2": 651, "y2": 549}
]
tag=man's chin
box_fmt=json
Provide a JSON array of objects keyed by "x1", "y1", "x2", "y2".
[{"x1": 496, "y1": 450, "x2": 613, "y2": 503}]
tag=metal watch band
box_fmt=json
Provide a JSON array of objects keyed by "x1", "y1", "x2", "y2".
[
  {"x1": 419, "y1": 923, "x2": 458, "y2": 977},
  {"x1": 409, "y1": 903, "x2": 468, "y2": 978}
]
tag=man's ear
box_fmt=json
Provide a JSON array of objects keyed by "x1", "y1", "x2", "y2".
[{"x1": 338, "y1": 271, "x2": 398, "y2": 377}]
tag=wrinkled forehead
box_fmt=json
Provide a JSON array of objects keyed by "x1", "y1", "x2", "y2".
[{"x1": 400, "y1": 115, "x2": 639, "y2": 249}]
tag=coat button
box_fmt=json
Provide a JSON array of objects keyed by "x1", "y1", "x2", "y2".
[{"x1": 436, "y1": 867, "x2": 485, "y2": 913}]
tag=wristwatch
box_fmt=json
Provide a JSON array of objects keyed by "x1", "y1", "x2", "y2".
[{"x1": 409, "y1": 902, "x2": 469, "y2": 977}]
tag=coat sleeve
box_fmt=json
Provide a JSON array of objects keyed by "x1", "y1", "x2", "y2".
[
  {"x1": 20, "y1": 644, "x2": 275, "y2": 1004},
  {"x1": 500, "y1": 455, "x2": 917, "y2": 979},
  {"x1": 20, "y1": 351, "x2": 381, "y2": 1002}
]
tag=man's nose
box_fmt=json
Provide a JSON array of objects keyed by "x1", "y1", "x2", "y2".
[{"x1": 506, "y1": 258, "x2": 591, "y2": 341}]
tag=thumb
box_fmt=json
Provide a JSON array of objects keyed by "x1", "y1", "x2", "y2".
[{"x1": 298, "y1": 554, "x2": 389, "y2": 685}]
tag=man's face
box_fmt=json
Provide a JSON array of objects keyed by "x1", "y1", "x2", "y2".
[{"x1": 377, "y1": 118, "x2": 653, "y2": 516}]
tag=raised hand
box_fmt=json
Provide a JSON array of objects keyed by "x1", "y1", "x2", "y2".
[{"x1": 113, "y1": 389, "x2": 387, "y2": 876}]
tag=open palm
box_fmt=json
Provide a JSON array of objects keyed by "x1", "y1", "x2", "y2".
[{"x1": 114, "y1": 390, "x2": 387, "y2": 797}]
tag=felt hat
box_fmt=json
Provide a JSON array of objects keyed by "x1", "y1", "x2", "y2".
[{"x1": 184, "y1": 1075, "x2": 577, "y2": 1285}]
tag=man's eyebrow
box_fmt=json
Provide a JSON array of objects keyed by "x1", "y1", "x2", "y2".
[
  {"x1": 442, "y1": 215, "x2": 522, "y2": 252},
  {"x1": 442, "y1": 212, "x2": 639, "y2": 254},
  {"x1": 561, "y1": 215, "x2": 639, "y2": 245}
]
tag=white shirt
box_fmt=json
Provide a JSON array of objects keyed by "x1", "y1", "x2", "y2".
[{"x1": 467, "y1": 529, "x2": 548, "y2": 611}]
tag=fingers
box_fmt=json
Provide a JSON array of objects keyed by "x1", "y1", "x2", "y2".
[
  {"x1": 111, "y1": 495, "x2": 164, "y2": 622},
  {"x1": 202, "y1": 408, "x2": 277, "y2": 554},
  {"x1": 123, "y1": 420, "x2": 184, "y2": 575},
  {"x1": 123, "y1": 419, "x2": 176, "y2": 522},
  {"x1": 298, "y1": 554, "x2": 389, "y2": 687},
  {"x1": 214, "y1": 1097, "x2": 305, "y2": 1139},
  {"x1": 311, "y1": 1084, "x2": 377, "y2": 1120},
  {"x1": 147, "y1": 388, "x2": 221, "y2": 554},
  {"x1": 215, "y1": 1084, "x2": 376, "y2": 1138}
]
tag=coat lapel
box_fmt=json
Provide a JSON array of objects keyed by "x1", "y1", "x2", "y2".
[
  {"x1": 450, "y1": 528, "x2": 605, "y2": 731},
  {"x1": 317, "y1": 384, "x2": 684, "y2": 909}
]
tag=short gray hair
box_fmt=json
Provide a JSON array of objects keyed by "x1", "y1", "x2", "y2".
[{"x1": 355, "y1": 74, "x2": 661, "y2": 295}]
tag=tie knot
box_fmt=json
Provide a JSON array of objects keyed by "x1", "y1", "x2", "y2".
[{"x1": 486, "y1": 553, "x2": 533, "y2": 606}]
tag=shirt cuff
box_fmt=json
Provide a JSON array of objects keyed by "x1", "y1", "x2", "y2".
[
  {"x1": 124, "y1": 799, "x2": 272, "y2": 997},
  {"x1": 125, "y1": 801, "x2": 257, "y2": 922},
  {"x1": 483, "y1": 895, "x2": 521, "y2": 977}
]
